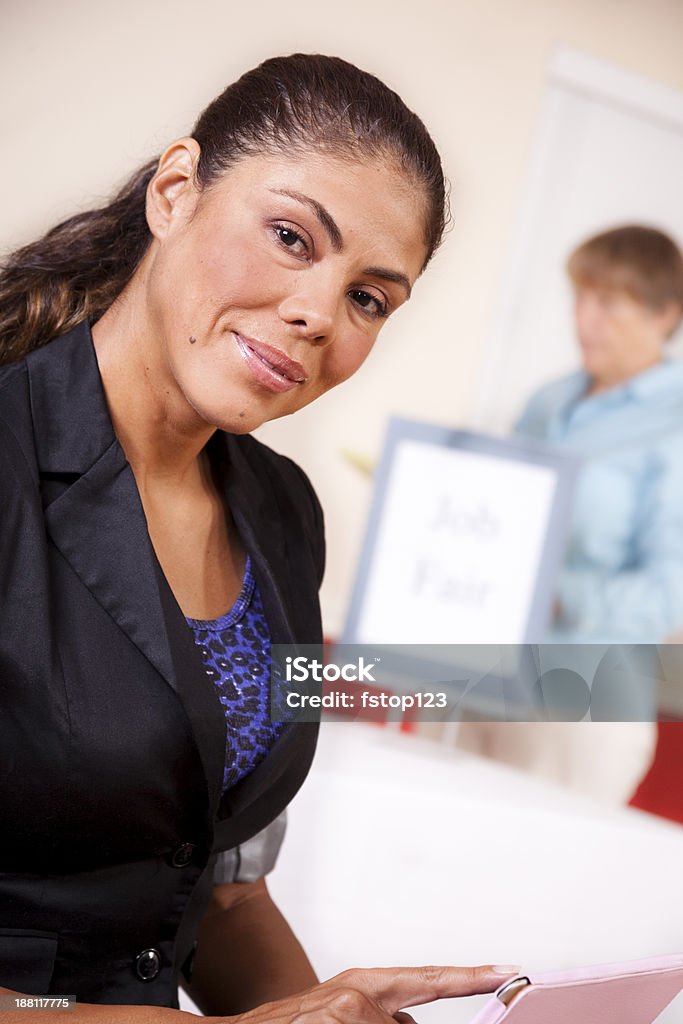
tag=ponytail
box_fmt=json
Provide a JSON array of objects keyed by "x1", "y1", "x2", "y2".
[{"x1": 0, "y1": 159, "x2": 157, "y2": 366}]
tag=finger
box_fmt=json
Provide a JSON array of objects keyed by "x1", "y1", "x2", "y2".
[
  {"x1": 393, "y1": 1011, "x2": 418, "y2": 1024},
  {"x1": 338, "y1": 965, "x2": 521, "y2": 1014}
]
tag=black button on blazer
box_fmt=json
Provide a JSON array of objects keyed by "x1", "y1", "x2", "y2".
[{"x1": 0, "y1": 320, "x2": 325, "y2": 1006}]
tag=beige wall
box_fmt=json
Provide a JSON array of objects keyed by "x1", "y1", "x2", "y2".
[{"x1": 3, "y1": 0, "x2": 683, "y2": 633}]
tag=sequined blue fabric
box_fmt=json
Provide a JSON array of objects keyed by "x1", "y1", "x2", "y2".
[{"x1": 184, "y1": 554, "x2": 283, "y2": 793}]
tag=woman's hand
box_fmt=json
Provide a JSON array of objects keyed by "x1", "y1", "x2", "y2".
[{"x1": 206, "y1": 964, "x2": 520, "y2": 1024}]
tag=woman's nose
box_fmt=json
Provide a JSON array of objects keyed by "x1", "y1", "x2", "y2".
[
  {"x1": 575, "y1": 297, "x2": 601, "y2": 335},
  {"x1": 278, "y1": 283, "x2": 339, "y2": 344}
]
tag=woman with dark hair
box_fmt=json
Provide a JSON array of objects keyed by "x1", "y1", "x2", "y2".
[{"x1": 0, "y1": 54, "x2": 517, "y2": 1022}]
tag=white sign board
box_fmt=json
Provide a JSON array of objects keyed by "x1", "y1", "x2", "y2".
[{"x1": 342, "y1": 419, "x2": 577, "y2": 647}]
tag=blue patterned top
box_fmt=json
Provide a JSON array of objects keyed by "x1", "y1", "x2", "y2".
[{"x1": 184, "y1": 554, "x2": 284, "y2": 794}]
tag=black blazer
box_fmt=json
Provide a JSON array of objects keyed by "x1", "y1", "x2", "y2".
[{"x1": 0, "y1": 320, "x2": 324, "y2": 1006}]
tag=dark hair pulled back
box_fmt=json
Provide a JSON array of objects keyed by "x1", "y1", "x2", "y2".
[{"x1": 0, "y1": 53, "x2": 448, "y2": 365}]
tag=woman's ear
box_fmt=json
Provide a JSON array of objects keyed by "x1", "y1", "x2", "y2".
[{"x1": 146, "y1": 137, "x2": 201, "y2": 240}]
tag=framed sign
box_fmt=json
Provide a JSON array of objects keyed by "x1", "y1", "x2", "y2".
[{"x1": 342, "y1": 417, "x2": 578, "y2": 648}]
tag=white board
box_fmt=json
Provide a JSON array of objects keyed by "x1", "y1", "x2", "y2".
[{"x1": 342, "y1": 419, "x2": 577, "y2": 647}]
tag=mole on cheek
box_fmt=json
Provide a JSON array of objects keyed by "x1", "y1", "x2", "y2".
[
  {"x1": 189, "y1": 336, "x2": 197, "y2": 345},
  {"x1": 239, "y1": 411, "x2": 246, "y2": 418}
]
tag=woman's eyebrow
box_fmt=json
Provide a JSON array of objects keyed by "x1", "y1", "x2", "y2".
[
  {"x1": 269, "y1": 188, "x2": 344, "y2": 251},
  {"x1": 267, "y1": 187, "x2": 412, "y2": 299},
  {"x1": 365, "y1": 266, "x2": 412, "y2": 299}
]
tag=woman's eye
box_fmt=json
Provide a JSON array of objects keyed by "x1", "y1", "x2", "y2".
[
  {"x1": 349, "y1": 289, "x2": 388, "y2": 319},
  {"x1": 274, "y1": 224, "x2": 309, "y2": 257}
]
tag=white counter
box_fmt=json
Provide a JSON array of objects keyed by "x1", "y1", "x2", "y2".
[{"x1": 267, "y1": 722, "x2": 683, "y2": 1024}]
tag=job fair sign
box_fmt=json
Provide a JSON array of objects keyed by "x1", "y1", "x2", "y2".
[{"x1": 342, "y1": 418, "x2": 578, "y2": 647}]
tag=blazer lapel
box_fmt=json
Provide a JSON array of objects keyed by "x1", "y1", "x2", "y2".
[
  {"x1": 29, "y1": 323, "x2": 229, "y2": 823},
  {"x1": 29, "y1": 322, "x2": 178, "y2": 688},
  {"x1": 205, "y1": 427, "x2": 321, "y2": 831}
]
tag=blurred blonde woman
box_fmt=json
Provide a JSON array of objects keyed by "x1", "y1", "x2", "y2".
[{"x1": 459, "y1": 226, "x2": 683, "y2": 804}]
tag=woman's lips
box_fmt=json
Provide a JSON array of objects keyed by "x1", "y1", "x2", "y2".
[{"x1": 233, "y1": 332, "x2": 307, "y2": 394}]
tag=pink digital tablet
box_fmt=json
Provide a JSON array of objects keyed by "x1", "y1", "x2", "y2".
[{"x1": 469, "y1": 953, "x2": 683, "y2": 1024}]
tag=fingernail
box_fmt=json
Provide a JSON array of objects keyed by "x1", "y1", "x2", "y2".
[{"x1": 492, "y1": 965, "x2": 521, "y2": 975}]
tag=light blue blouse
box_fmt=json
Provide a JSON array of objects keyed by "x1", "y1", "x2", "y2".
[{"x1": 515, "y1": 357, "x2": 683, "y2": 644}]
